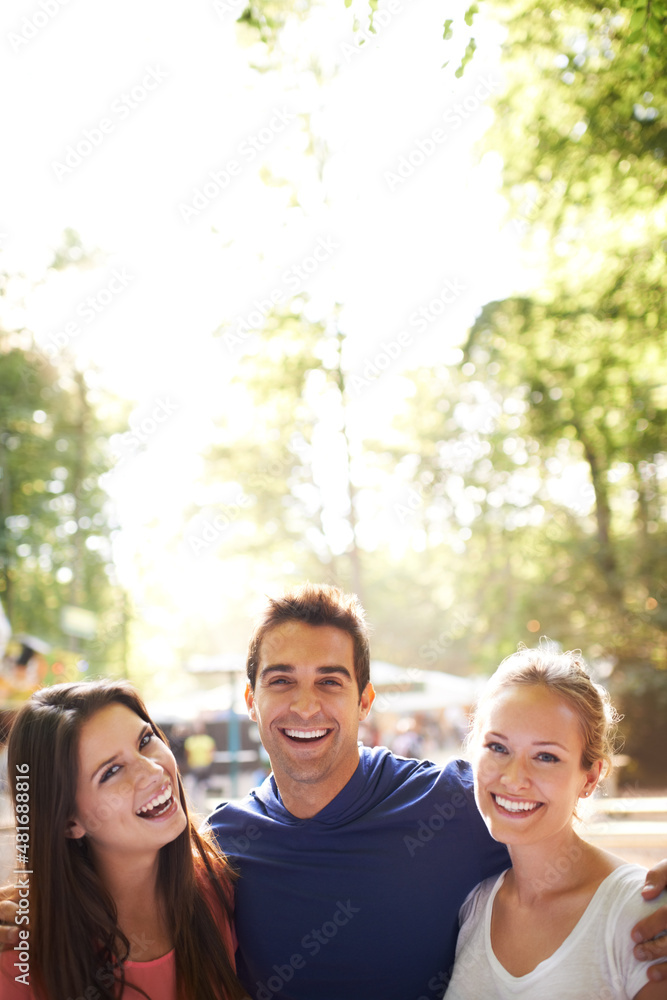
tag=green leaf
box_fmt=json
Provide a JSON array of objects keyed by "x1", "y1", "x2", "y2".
[
  {"x1": 443, "y1": 18, "x2": 453, "y2": 40},
  {"x1": 646, "y1": 19, "x2": 663, "y2": 40},
  {"x1": 629, "y1": 8, "x2": 647, "y2": 31},
  {"x1": 464, "y1": 3, "x2": 478, "y2": 27}
]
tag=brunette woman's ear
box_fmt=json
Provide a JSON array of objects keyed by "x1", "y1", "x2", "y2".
[{"x1": 65, "y1": 818, "x2": 87, "y2": 839}]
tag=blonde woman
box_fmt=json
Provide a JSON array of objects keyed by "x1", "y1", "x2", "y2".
[{"x1": 445, "y1": 645, "x2": 666, "y2": 1000}]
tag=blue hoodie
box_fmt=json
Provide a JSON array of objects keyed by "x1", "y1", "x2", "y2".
[{"x1": 208, "y1": 747, "x2": 509, "y2": 1000}]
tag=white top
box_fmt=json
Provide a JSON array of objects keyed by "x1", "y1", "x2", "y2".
[{"x1": 444, "y1": 863, "x2": 664, "y2": 999}]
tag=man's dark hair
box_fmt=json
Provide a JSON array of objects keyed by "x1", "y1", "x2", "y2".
[{"x1": 246, "y1": 582, "x2": 371, "y2": 698}]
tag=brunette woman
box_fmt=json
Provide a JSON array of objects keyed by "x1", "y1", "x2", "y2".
[{"x1": 0, "y1": 680, "x2": 247, "y2": 1000}]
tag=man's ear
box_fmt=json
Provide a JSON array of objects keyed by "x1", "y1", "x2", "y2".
[
  {"x1": 359, "y1": 682, "x2": 375, "y2": 721},
  {"x1": 65, "y1": 818, "x2": 86, "y2": 840},
  {"x1": 245, "y1": 682, "x2": 257, "y2": 722}
]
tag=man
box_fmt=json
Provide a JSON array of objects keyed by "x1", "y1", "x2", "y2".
[{"x1": 207, "y1": 583, "x2": 667, "y2": 999}]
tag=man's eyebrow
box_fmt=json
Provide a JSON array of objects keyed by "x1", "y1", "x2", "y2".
[
  {"x1": 317, "y1": 665, "x2": 354, "y2": 680},
  {"x1": 258, "y1": 664, "x2": 354, "y2": 680},
  {"x1": 259, "y1": 663, "x2": 296, "y2": 677}
]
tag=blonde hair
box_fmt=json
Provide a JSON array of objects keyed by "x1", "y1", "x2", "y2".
[{"x1": 467, "y1": 641, "x2": 621, "y2": 777}]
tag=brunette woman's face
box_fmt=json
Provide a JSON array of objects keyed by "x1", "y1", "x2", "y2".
[{"x1": 67, "y1": 703, "x2": 187, "y2": 861}]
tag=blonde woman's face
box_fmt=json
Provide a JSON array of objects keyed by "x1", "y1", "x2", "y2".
[{"x1": 473, "y1": 685, "x2": 601, "y2": 849}]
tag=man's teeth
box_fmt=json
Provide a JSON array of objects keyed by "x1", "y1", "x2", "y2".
[
  {"x1": 137, "y1": 786, "x2": 173, "y2": 815},
  {"x1": 284, "y1": 729, "x2": 328, "y2": 739},
  {"x1": 495, "y1": 795, "x2": 540, "y2": 813}
]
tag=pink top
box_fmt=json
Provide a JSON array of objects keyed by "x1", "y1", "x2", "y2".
[
  {"x1": 1, "y1": 946, "x2": 182, "y2": 999},
  {"x1": 0, "y1": 904, "x2": 236, "y2": 999}
]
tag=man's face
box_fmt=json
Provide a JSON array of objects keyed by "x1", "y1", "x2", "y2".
[{"x1": 245, "y1": 622, "x2": 374, "y2": 815}]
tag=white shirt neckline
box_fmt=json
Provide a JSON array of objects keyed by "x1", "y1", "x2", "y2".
[{"x1": 483, "y1": 863, "x2": 637, "y2": 984}]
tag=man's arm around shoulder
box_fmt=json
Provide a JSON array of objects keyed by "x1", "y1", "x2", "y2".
[{"x1": 633, "y1": 860, "x2": 667, "y2": 983}]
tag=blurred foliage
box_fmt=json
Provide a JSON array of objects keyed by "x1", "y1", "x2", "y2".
[
  {"x1": 0, "y1": 243, "x2": 128, "y2": 680},
  {"x1": 239, "y1": 0, "x2": 664, "y2": 79},
  {"x1": 384, "y1": 0, "x2": 667, "y2": 780},
  {"x1": 209, "y1": 0, "x2": 667, "y2": 783},
  {"x1": 205, "y1": 312, "x2": 366, "y2": 598},
  {"x1": 473, "y1": 0, "x2": 666, "y2": 783},
  {"x1": 613, "y1": 660, "x2": 667, "y2": 785}
]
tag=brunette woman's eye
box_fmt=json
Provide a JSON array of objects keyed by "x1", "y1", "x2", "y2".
[{"x1": 100, "y1": 764, "x2": 120, "y2": 783}]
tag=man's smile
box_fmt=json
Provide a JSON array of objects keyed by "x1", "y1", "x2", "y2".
[{"x1": 281, "y1": 727, "x2": 332, "y2": 742}]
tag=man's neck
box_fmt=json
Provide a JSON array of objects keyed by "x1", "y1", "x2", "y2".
[{"x1": 275, "y1": 753, "x2": 362, "y2": 819}]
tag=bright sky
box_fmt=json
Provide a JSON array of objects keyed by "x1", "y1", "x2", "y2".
[{"x1": 1, "y1": 0, "x2": 553, "y2": 680}]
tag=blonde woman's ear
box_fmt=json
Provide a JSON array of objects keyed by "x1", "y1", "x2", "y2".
[{"x1": 580, "y1": 759, "x2": 603, "y2": 798}]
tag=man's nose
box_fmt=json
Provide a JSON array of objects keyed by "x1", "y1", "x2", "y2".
[{"x1": 290, "y1": 687, "x2": 322, "y2": 718}]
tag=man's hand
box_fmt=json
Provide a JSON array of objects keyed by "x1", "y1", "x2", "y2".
[
  {"x1": 633, "y1": 860, "x2": 667, "y2": 982},
  {"x1": 0, "y1": 885, "x2": 19, "y2": 946}
]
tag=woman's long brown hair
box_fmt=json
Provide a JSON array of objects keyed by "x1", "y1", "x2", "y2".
[{"x1": 7, "y1": 680, "x2": 247, "y2": 1000}]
